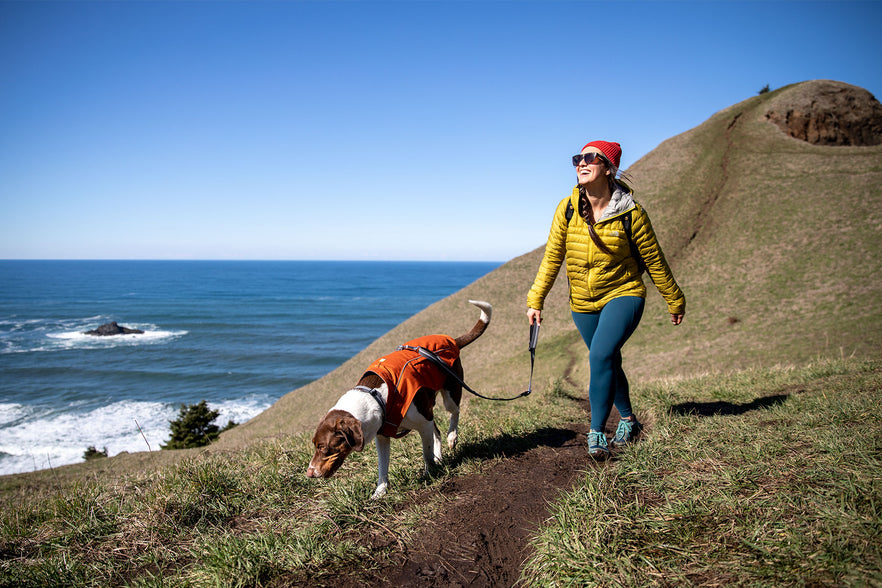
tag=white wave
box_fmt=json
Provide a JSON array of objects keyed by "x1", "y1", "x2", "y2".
[
  {"x1": 48, "y1": 327, "x2": 187, "y2": 348},
  {"x1": 212, "y1": 396, "x2": 272, "y2": 428},
  {"x1": 0, "y1": 318, "x2": 52, "y2": 329},
  {"x1": 0, "y1": 396, "x2": 272, "y2": 476},
  {"x1": 0, "y1": 403, "x2": 34, "y2": 427},
  {"x1": 0, "y1": 317, "x2": 187, "y2": 354}
]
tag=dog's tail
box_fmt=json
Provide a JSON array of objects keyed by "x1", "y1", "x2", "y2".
[{"x1": 454, "y1": 300, "x2": 492, "y2": 350}]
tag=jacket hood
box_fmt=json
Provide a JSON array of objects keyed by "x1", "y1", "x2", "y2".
[{"x1": 569, "y1": 180, "x2": 637, "y2": 223}]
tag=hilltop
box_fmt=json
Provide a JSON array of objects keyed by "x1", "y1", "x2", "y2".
[{"x1": 215, "y1": 78, "x2": 882, "y2": 450}]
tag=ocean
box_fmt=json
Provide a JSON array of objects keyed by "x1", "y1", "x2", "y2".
[{"x1": 0, "y1": 260, "x2": 500, "y2": 476}]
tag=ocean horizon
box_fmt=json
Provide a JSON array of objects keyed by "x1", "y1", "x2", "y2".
[{"x1": 0, "y1": 259, "x2": 500, "y2": 476}]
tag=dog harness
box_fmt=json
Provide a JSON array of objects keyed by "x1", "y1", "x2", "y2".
[{"x1": 364, "y1": 334, "x2": 460, "y2": 438}]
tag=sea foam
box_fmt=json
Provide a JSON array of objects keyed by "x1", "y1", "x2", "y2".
[
  {"x1": 1, "y1": 317, "x2": 186, "y2": 354},
  {"x1": 48, "y1": 324, "x2": 187, "y2": 348},
  {"x1": 0, "y1": 395, "x2": 271, "y2": 476}
]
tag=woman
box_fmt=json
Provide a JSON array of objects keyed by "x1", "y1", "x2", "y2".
[{"x1": 526, "y1": 140, "x2": 685, "y2": 459}]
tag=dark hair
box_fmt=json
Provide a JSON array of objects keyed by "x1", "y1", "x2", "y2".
[
  {"x1": 578, "y1": 187, "x2": 614, "y2": 255},
  {"x1": 598, "y1": 154, "x2": 634, "y2": 191},
  {"x1": 576, "y1": 154, "x2": 636, "y2": 254}
]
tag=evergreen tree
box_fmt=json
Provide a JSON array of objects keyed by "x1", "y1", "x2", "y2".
[{"x1": 161, "y1": 400, "x2": 235, "y2": 450}]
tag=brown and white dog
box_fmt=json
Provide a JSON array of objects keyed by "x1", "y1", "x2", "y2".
[{"x1": 306, "y1": 299, "x2": 492, "y2": 499}]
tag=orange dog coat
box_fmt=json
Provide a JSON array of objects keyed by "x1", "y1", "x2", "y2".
[{"x1": 364, "y1": 334, "x2": 460, "y2": 438}]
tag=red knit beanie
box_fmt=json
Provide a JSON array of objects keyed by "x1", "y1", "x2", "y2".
[{"x1": 582, "y1": 140, "x2": 622, "y2": 169}]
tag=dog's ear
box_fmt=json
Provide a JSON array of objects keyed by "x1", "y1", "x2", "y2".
[{"x1": 335, "y1": 415, "x2": 365, "y2": 452}]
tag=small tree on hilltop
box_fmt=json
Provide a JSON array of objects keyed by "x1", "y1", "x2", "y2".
[{"x1": 161, "y1": 400, "x2": 236, "y2": 450}]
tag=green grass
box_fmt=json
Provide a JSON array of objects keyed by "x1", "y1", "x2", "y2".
[
  {"x1": 0, "y1": 364, "x2": 577, "y2": 587},
  {"x1": 2, "y1": 358, "x2": 880, "y2": 586},
  {"x1": 522, "y1": 358, "x2": 882, "y2": 587}
]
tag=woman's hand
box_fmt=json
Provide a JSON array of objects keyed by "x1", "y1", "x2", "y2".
[
  {"x1": 671, "y1": 313, "x2": 684, "y2": 325},
  {"x1": 527, "y1": 308, "x2": 542, "y2": 325}
]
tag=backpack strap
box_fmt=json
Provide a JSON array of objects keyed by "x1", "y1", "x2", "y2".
[{"x1": 621, "y1": 210, "x2": 647, "y2": 274}]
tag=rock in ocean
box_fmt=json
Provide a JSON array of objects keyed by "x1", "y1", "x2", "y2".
[{"x1": 84, "y1": 322, "x2": 145, "y2": 336}]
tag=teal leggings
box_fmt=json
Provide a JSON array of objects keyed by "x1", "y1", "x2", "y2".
[{"x1": 572, "y1": 296, "x2": 645, "y2": 432}]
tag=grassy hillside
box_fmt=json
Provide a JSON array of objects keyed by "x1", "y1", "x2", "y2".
[
  {"x1": 623, "y1": 80, "x2": 882, "y2": 379},
  {"x1": 217, "y1": 79, "x2": 882, "y2": 450},
  {"x1": 524, "y1": 358, "x2": 882, "y2": 586},
  {"x1": 2, "y1": 358, "x2": 878, "y2": 587}
]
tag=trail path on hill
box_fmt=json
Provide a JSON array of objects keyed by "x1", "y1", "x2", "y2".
[
  {"x1": 385, "y1": 423, "x2": 593, "y2": 587},
  {"x1": 334, "y1": 399, "x2": 624, "y2": 588}
]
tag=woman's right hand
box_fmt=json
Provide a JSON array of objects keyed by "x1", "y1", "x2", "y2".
[{"x1": 527, "y1": 308, "x2": 542, "y2": 325}]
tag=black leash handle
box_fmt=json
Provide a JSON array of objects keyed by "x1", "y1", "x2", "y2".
[
  {"x1": 400, "y1": 345, "x2": 530, "y2": 402},
  {"x1": 526, "y1": 321, "x2": 540, "y2": 395}
]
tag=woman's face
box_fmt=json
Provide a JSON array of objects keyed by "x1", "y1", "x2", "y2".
[{"x1": 575, "y1": 147, "x2": 610, "y2": 186}]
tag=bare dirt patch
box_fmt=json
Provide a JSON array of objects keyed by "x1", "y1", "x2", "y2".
[
  {"x1": 764, "y1": 80, "x2": 882, "y2": 146},
  {"x1": 327, "y1": 399, "x2": 626, "y2": 587}
]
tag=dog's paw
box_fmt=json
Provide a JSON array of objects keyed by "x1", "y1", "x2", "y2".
[
  {"x1": 447, "y1": 431, "x2": 458, "y2": 451},
  {"x1": 370, "y1": 483, "x2": 388, "y2": 500}
]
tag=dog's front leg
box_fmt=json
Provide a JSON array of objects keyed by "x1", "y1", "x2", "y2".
[{"x1": 372, "y1": 435, "x2": 391, "y2": 499}]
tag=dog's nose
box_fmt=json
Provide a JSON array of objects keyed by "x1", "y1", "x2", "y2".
[{"x1": 306, "y1": 466, "x2": 317, "y2": 478}]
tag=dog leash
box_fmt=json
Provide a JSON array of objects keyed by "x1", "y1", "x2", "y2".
[
  {"x1": 526, "y1": 320, "x2": 540, "y2": 395},
  {"x1": 398, "y1": 344, "x2": 531, "y2": 402}
]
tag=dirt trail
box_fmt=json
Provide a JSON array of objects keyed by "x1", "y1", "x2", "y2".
[
  {"x1": 387, "y1": 423, "x2": 592, "y2": 587},
  {"x1": 333, "y1": 398, "x2": 624, "y2": 587}
]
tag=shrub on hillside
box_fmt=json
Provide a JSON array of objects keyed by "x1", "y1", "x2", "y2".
[
  {"x1": 161, "y1": 400, "x2": 237, "y2": 450},
  {"x1": 83, "y1": 446, "x2": 108, "y2": 460}
]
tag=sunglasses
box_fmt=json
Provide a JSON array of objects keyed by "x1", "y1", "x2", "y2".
[{"x1": 572, "y1": 152, "x2": 609, "y2": 167}]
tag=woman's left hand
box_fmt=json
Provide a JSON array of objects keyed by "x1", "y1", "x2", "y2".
[{"x1": 671, "y1": 313, "x2": 684, "y2": 326}]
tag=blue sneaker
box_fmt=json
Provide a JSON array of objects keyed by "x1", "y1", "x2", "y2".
[
  {"x1": 610, "y1": 417, "x2": 642, "y2": 448},
  {"x1": 587, "y1": 430, "x2": 609, "y2": 459}
]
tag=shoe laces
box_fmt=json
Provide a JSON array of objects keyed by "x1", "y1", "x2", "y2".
[
  {"x1": 588, "y1": 430, "x2": 608, "y2": 449},
  {"x1": 614, "y1": 419, "x2": 635, "y2": 440}
]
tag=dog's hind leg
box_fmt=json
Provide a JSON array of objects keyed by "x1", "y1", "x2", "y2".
[
  {"x1": 372, "y1": 435, "x2": 391, "y2": 500},
  {"x1": 440, "y1": 387, "x2": 460, "y2": 451}
]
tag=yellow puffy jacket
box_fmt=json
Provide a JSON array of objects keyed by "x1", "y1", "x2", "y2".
[{"x1": 527, "y1": 183, "x2": 686, "y2": 315}]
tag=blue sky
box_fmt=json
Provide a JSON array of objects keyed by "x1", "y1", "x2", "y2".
[{"x1": 2, "y1": 0, "x2": 880, "y2": 261}]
